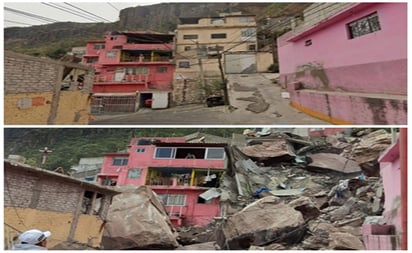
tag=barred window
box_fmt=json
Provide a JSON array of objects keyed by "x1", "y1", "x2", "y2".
[
  {"x1": 348, "y1": 12, "x2": 381, "y2": 39},
  {"x1": 159, "y1": 194, "x2": 186, "y2": 206},
  {"x1": 112, "y1": 157, "x2": 128, "y2": 166}
]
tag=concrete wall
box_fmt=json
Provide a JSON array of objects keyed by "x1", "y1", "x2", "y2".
[
  {"x1": 278, "y1": 3, "x2": 407, "y2": 124},
  {"x1": 256, "y1": 52, "x2": 273, "y2": 72},
  {"x1": 4, "y1": 51, "x2": 94, "y2": 125}
]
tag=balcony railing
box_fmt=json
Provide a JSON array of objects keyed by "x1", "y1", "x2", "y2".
[{"x1": 95, "y1": 75, "x2": 148, "y2": 83}]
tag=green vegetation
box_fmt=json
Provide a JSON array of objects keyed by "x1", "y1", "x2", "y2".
[{"x1": 4, "y1": 128, "x2": 243, "y2": 172}]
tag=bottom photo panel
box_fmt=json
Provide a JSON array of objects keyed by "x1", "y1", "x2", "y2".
[{"x1": 4, "y1": 127, "x2": 407, "y2": 250}]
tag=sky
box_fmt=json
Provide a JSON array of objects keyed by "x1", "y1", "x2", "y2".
[{"x1": 3, "y1": 2, "x2": 160, "y2": 28}]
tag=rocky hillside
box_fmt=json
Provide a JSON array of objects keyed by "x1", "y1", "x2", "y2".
[{"x1": 4, "y1": 3, "x2": 311, "y2": 58}]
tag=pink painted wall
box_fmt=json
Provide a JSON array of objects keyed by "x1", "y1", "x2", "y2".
[
  {"x1": 362, "y1": 141, "x2": 402, "y2": 250},
  {"x1": 84, "y1": 33, "x2": 175, "y2": 94},
  {"x1": 278, "y1": 3, "x2": 407, "y2": 94},
  {"x1": 379, "y1": 142, "x2": 401, "y2": 230},
  {"x1": 308, "y1": 128, "x2": 344, "y2": 137},
  {"x1": 154, "y1": 188, "x2": 220, "y2": 226},
  {"x1": 98, "y1": 137, "x2": 226, "y2": 227},
  {"x1": 289, "y1": 87, "x2": 407, "y2": 124}
]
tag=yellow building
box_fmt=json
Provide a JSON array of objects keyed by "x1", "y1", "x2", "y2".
[
  {"x1": 4, "y1": 160, "x2": 120, "y2": 249},
  {"x1": 173, "y1": 13, "x2": 258, "y2": 104},
  {"x1": 4, "y1": 51, "x2": 94, "y2": 125}
]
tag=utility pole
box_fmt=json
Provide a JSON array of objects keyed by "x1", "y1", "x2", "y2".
[
  {"x1": 196, "y1": 41, "x2": 206, "y2": 95},
  {"x1": 216, "y1": 45, "x2": 229, "y2": 106}
]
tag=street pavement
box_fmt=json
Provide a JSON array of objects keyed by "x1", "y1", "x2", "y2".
[{"x1": 90, "y1": 73, "x2": 330, "y2": 125}]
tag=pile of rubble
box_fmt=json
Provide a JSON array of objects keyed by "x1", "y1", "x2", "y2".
[{"x1": 186, "y1": 129, "x2": 393, "y2": 250}]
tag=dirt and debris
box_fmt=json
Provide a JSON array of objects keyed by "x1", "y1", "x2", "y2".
[{"x1": 175, "y1": 129, "x2": 393, "y2": 250}]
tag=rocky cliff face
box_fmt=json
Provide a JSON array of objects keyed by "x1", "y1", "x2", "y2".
[
  {"x1": 4, "y1": 3, "x2": 304, "y2": 57},
  {"x1": 118, "y1": 3, "x2": 271, "y2": 32}
]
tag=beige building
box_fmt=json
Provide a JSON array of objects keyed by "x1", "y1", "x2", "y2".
[
  {"x1": 4, "y1": 159, "x2": 120, "y2": 249},
  {"x1": 173, "y1": 13, "x2": 258, "y2": 104}
]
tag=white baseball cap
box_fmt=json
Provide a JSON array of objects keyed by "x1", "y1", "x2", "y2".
[{"x1": 19, "y1": 229, "x2": 51, "y2": 245}]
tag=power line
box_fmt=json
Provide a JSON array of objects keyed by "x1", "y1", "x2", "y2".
[
  {"x1": 4, "y1": 6, "x2": 58, "y2": 23},
  {"x1": 107, "y1": 2, "x2": 119, "y2": 11},
  {"x1": 41, "y1": 2, "x2": 103, "y2": 23},
  {"x1": 64, "y1": 2, "x2": 112, "y2": 22}
]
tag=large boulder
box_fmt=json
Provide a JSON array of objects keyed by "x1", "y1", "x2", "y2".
[
  {"x1": 328, "y1": 232, "x2": 365, "y2": 250},
  {"x1": 307, "y1": 153, "x2": 361, "y2": 174},
  {"x1": 216, "y1": 196, "x2": 306, "y2": 249},
  {"x1": 102, "y1": 186, "x2": 179, "y2": 250}
]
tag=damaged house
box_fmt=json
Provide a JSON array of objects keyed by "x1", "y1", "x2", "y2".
[
  {"x1": 97, "y1": 136, "x2": 229, "y2": 227},
  {"x1": 4, "y1": 159, "x2": 120, "y2": 250}
]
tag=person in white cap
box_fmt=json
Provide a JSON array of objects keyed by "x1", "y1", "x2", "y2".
[{"x1": 12, "y1": 229, "x2": 51, "y2": 250}]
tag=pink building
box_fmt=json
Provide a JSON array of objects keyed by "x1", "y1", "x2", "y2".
[
  {"x1": 98, "y1": 137, "x2": 227, "y2": 227},
  {"x1": 83, "y1": 31, "x2": 175, "y2": 112},
  {"x1": 363, "y1": 132, "x2": 407, "y2": 250},
  {"x1": 307, "y1": 128, "x2": 345, "y2": 137},
  {"x1": 278, "y1": 3, "x2": 407, "y2": 125}
]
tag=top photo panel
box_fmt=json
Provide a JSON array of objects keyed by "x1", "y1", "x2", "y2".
[{"x1": 4, "y1": 2, "x2": 407, "y2": 125}]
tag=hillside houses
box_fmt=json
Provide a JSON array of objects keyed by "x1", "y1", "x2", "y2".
[{"x1": 82, "y1": 12, "x2": 273, "y2": 111}]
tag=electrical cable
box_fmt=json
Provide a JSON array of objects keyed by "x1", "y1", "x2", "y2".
[
  {"x1": 64, "y1": 2, "x2": 112, "y2": 22},
  {"x1": 4, "y1": 6, "x2": 58, "y2": 23},
  {"x1": 41, "y1": 2, "x2": 104, "y2": 23}
]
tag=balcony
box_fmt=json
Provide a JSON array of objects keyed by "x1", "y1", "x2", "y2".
[{"x1": 95, "y1": 74, "x2": 148, "y2": 84}]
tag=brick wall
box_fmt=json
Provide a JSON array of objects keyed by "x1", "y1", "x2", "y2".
[
  {"x1": 4, "y1": 52, "x2": 61, "y2": 94},
  {"x1": 4, "y1": 162, "x2": 118, "y2": 249},
  {"x1": 5, "y1": 168, "x2": 80, "y2": 213}
]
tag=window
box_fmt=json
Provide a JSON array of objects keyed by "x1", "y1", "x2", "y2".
[
  {"x1": 208, "y1": 46, "x2": 224, "y2": 52},
  {"x1": 155, "y1": 147, "x2": 175, "y2": 158},
  {"x1": 184, "y1": 46, "x2": 191, "y2": 51},
  {"x1": 211, "y1": 33, "x2": 227, "y2": 39},
  {"x1": 126, "y1": 67, "x2": 148, "y2": 75},
  {"x1": 159, "y1": 194, "x2": 186, "y2": 206},
  {"x1": 206, "y1": 148, "x2": 225, "y2": 159},
  {"x1": 241, "y1": 28, "x2": 256, "y2": 41},
  {"x1": 197, "y1": 197, "x2": 212, "y2": 204},
  {"x1": 106, "y1": 51, "x2": 117, "y2": 58},
  {"x1": 93, "y1": 44, "x2": 105, "y2": 50},
  {"x1": 112, "y1": 157, "x2": 128, "y2": 166},
  {"x1": 183, "y1": 34, "x2": 198, "y2": 40},
  {"x1": 178, "y1": 61, "x2": 190, "y2": 68},
  {"x1": 86, "y1": 57, "x2": 98, "y2": 63},
  {"x1": 110, "y1": 36, "x2": 117, "y2": 40},
  {"x1": 239, "y1": 16, "x2": 254, "y2": 23},
  {"x1": 348, "y1": 12, "x2": 381, "y2": 39},
  {"x1": 128, "y1": 168, "x2": 142, "y2": 179},
  {"x1": 136, "y1": 148, "x2": 145, "y2": 153},
  {"x1": 248, "y1": 44, "x2": 256, "y2": 51},
  {"x1": 157, "y1": 66, "x2": 168, "y2": 73},
  {"x1": 305, "y1": 40, "x2": 312, "y2": 46}
]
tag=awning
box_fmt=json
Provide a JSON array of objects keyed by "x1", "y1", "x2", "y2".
[{"x1": 199, "y1": 188, "x2": 221, "y2": 201}]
